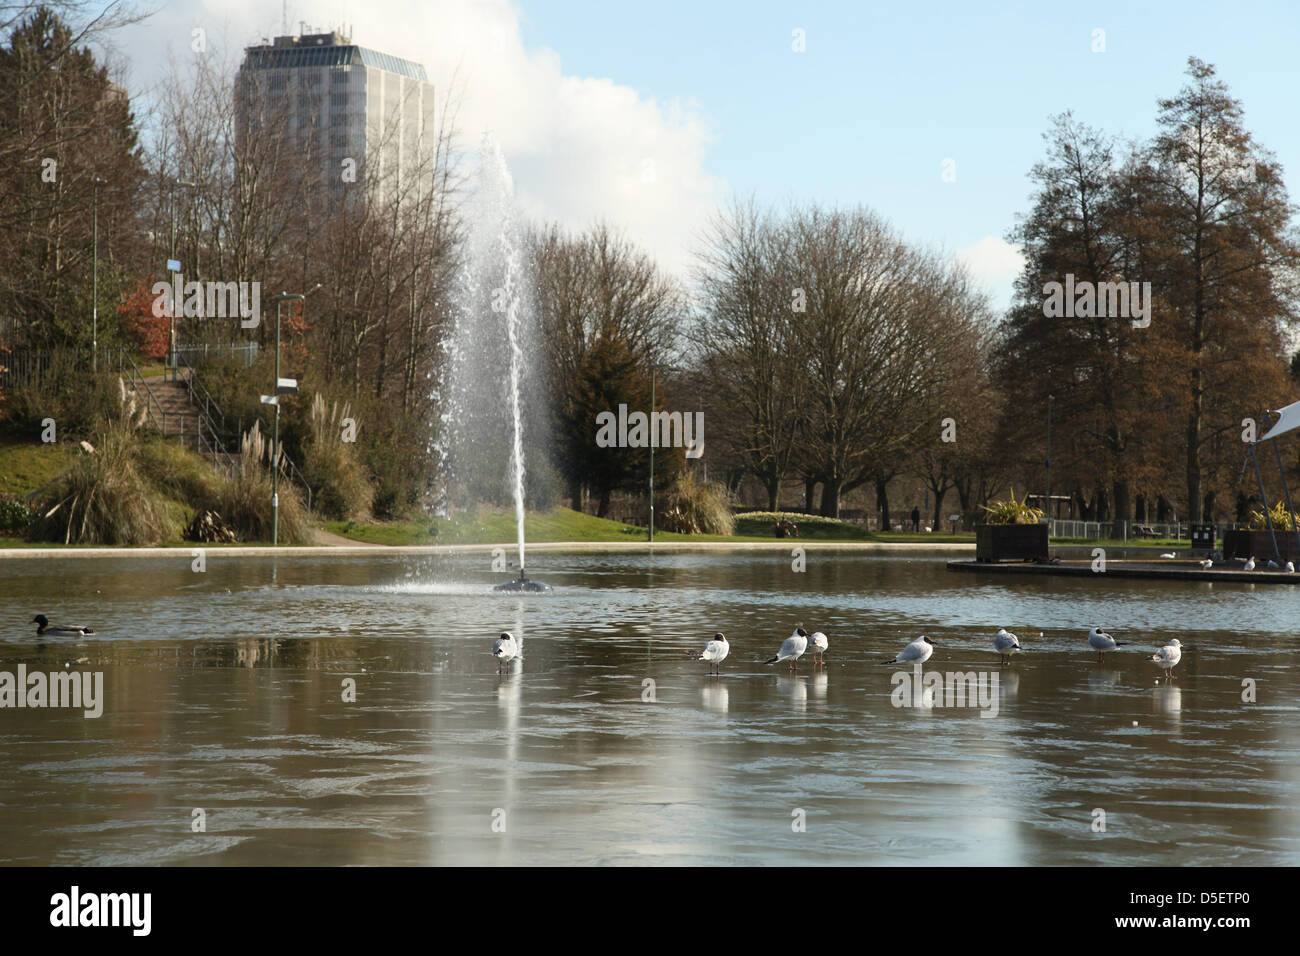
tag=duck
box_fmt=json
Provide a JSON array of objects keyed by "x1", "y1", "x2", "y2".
[
  {"x1": 697, "y1": 632, "x2": 730, "y2": 675},
  {"x1": 33, "y1": 614, "x2": 95, "y2": 637},
  {"x1": 492, "y1": 631, "x2": 519, "y2": 674}
]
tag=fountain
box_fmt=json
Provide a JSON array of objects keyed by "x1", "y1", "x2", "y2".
[{"x1": 440, "y1": 136, "x2": 551, "y2": 593}]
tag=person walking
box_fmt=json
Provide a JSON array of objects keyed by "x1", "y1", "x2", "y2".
[{"x1": 911, "y1": 505, "x2": 921, "y2": 532}]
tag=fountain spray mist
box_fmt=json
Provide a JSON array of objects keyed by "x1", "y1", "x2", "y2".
[{"x1": 440, "y1": 135, "x2": 541, "y2": 585}]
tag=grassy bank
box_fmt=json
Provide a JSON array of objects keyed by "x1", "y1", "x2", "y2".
[{"x1": 324, "y1": 508, "x2": 977, "y2": 546}]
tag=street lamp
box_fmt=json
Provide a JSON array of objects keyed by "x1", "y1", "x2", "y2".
[
  {"x1": 169, "y1": 179, "x2": 197, "y2": 378},
  {"x1": 267, "y1": 284, "x2": 320, "y2": 545},
  {"x1": 648, "y1": 363, "x2": 683, "y2": 542},
  {"x1": 1046, "y1": 393, "x2": 1054, "y2": 527},
  {"x1": 91, "y1": 176, "x2": 106, "y2": 371}
]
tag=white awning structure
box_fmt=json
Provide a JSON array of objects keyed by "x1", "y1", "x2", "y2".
[{"x1": 1260, "y1": 400, "x2": 1300, "y2": 442}]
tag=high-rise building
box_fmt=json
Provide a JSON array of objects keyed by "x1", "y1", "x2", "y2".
[{"x1": 235, "y1": 29, "x2": 435, "y2": 204}]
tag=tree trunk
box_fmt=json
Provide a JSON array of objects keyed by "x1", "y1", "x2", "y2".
[
  {"x1": 820, "y1": 478, "x2": 841, "y2": 518},
  {"x1": 804, "y1": 476, "x2": 817, "y2": 514},
  {"x1": 931, "y1": 487, "x2": 945, "y2": 532},
  {"x1": 876, "y1": 476, "x2": 891, "y2": 531},
  {"x1": 1112, "y1": 480, "x2": 1130, "y2": 539},
  {"x1": 597, "y1": 487, "x2": 611, "y2": 518},
  {"x1": 766, "y1": 477, "x2": 780, "y2": 512}
]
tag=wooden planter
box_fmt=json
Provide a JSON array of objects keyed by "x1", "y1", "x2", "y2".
[
  {"x1": 976, "y1": 523, "x2": 1049, "y2": 563},
  {"x1": 1222, "y1": 529, "x2": 1300, "y2": 563}
]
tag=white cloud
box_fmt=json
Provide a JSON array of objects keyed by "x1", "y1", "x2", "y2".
[
  {"x1": 112, "y1": 0, "x2": 722, "y2": 279},
  {"x1": 956, "y1": 235, "x2": 1024, "y2": 286}
]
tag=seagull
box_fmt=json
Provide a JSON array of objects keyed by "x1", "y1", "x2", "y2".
[
  {"x1": 808, "y1": 631, "x2": 829, "y2": 668},
  {"x1": 1199, "y1": 558, "x2": 1213, "y2": 570},
  {"x1": 492, "y1": 631, "x2": 519, "y2": 674},
  {"x1": 881, "y1": 635, "x2": 934, "y2": 665},
  {"x1": 1159, "y1": 552, "x2": 1176, "y2": 559},
  {"x1": 32, "y1": 615, "x2": 95, "y2": 637},
  {"x1": 1266, "y1": 559, "x2": 1280, "y2": 569},
  {"x1": 764, "y1": 627, "x2": 809, "y2": 672},
  {"x1": 697, "y1": 632, "x2": 730, "y2": 675},
  {"x1": 1243, "y1": 556, "x2": 1256, "y2": 571},
  {"x1": 994, "y1": 628, "x2": 1024, "y2": 666},
  {"x1": 1288, "y1": 561, "x2": 1296, "y2": 573},
  {"x1": 1151, "y1": 639, "x2": 1182, "y2": 680},
  {"x1": 1088, "y1": 626, "x2": 1127, "y2": 664}
]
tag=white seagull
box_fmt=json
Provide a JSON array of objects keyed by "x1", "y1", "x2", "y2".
[
  {"x1": 1266, "y1": 559, "x2": 1280, "y2": 569},
  {"x1": 1200, "y1": 558, "x2": 1213, "y2": 570},
  {"x1": 881, "y1": 635, "x2": 934, "y2": 665},
  {"x1": 492, "y1": 631, "x2": 519, "y2": 674},
  {"x1": 1288, "y1": 561, "x2": 1296, "y2": 573},
  {"x1": 994, "y1": 628, "x2": 1024, "y2": 666},
  {"x1": 1087, "y1": 626, "x2": 1127, "y2": 664},
  {"x1": 764, "y1": 627, "x2": 809, "y2": 671},
  {"x1": 1159, "y1": 552, "x2": 1176, "y2": 559},
  {"x1": 698, "y1": 632, "x2": 730, "y2": 675},
  {"x1": 808, "y1": 631, "x2": 829, "y2": 668},
  {"x1": 1151, "y1": 639, "x2": 1182, "y2": 680},
  {"x1": 1243, "y1": 556, "x2": 1256, "y2": 571}
]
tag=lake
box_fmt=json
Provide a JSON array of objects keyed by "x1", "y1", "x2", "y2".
[{"x1": 1, "y1": 549, "x2": 1297, "y2": 865}]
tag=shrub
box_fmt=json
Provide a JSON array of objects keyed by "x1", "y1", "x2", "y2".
[
  {"x1": 1247, "y1": 502, "x2": 1300, "y2": 531},
  {"x1": 301, "y1": 392, "x2": 373, "y2": 521},
  {"x1": 0, "y1": 495, "x2": 34, "y2": 535},
  {"x1": 657, "y1": 472, "x2": 735, "y2": 535},
  {"x1": 0, "y1": 350, "x2": 119, "y2": 439},
  {"x1": 980, "y1": 488, "x2": 1044, "y2": 525},
  {"x1": 26, "y1": 417, "x2": 175, "y2": 545},
  {"x1": 208, "y1": 421, "x2": 312, "y2": 543}
]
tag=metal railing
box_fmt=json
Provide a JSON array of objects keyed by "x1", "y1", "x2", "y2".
[{"x1": 1049, "y1": 519, "x2": 1187, "y2": 541}]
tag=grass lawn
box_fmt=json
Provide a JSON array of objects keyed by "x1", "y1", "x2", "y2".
[
  {"x1": 325, "y1": 508, "x2": 977, "y2": 546},
  {"x1": 0, "y1": 439, "x2": 79, "y2": 497}
]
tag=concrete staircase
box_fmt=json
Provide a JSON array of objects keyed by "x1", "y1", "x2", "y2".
[{"x1": 127, "y1": 373, "x2": 235, "y2": 471}]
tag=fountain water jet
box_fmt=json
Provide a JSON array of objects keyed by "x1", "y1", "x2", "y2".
[{"x1": 440, "y1": 136, "x2": 551, "y2": 593}]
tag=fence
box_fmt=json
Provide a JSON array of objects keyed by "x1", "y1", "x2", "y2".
[{"x1": 1050, "y1": 519, "x2": 1188, "y2": 541}]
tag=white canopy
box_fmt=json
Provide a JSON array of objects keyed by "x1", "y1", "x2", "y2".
[{"x1": 1260, "y1": 400, "x2": 1300, "y2": 442}]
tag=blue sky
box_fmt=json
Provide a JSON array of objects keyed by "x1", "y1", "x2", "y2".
[
  {"x1": 511, "y1": 0, "x2": 1299, "y2": 303},
  {"x1": 110, "y1": 0, "x2": 1299, "y2": 309}
]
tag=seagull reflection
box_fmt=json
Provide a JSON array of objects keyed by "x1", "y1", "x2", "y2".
[
  {"x1": 701, "y1": 683, "x2": 729, "y2": 714},
  {"x1": 777, "y1": 675, "x2": 808, "y2": 712},
  {"x1": 999, "y1": 670, "x2": 1020, "y2": 699},
  {"x1": 811, "y1": 670, "x2": 828, "y2": 699},
  {"x1": 1152, "y1": 684, "x2": 1182, "y2": 716},
  {"x1": 1086, "y1": 669, "x2": 1120, "y2": 692}
]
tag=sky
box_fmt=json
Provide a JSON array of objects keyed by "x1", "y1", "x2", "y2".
[{"x1": 101, "y1": 0, "x2": 1300, "y2": 310}]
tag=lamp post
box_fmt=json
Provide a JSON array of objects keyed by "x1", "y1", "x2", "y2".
[
  {"x1": 648, "y1": 363, "x2": 682, "y2": 542},
  {"x1": 169, "y1": 179, "x2": 197, "y2": 378},
  {"x1": 91, "y1": 176, "x2": 106, "y2": 371},
  {"x1": 270, "y1": 292, "x2": 303, "y2": 546},
  {"x1": 267, "y1": 284, "x2": 320, "y2": 545},
  {"x1": 1046, "y1": 393, "x2": 1054, "y2": 527}
]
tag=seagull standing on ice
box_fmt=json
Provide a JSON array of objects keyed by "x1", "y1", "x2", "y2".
[
  {"x1": 1243, "y1": 556, "x2": 1256, "y2": 571},
  {"x1": 1199, "y1": 558, "x2": 1213, "y2": 570},
  {"x1": 764, "y1": 627, "x2": 809, "y2": 672},
  {"x1": 492, "y1": 631, "x2": 519, "y2": 674},
  {"x1": 808, "y1": 631, "x2": 829, "y2": 668},
  {"x1": 993, "y1": 628, "x2": 1024, "y2": 666},
  {"x1": 1151, "y1": 639, "x2": 1182, "y2": 680},
  {"x1": 1288, "y1": 561, "x2": 1296, "y2": 573},
  {"x1": 697, "y1": 632, "x2": 730, "y2": 675},
  {"x1": 881, "y1": 635, "x2": 934, "y2": 665},
  {"x1": 1159, "y1": 552, "x2": 1176, "y2": 559},
  {"x1": 1087, "y1": 627, "x2": 1127, "y2": 664}
]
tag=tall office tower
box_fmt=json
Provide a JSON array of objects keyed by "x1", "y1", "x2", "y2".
[{"x1": 235, "y1": 29, "x2": 435, "y2": 205}]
